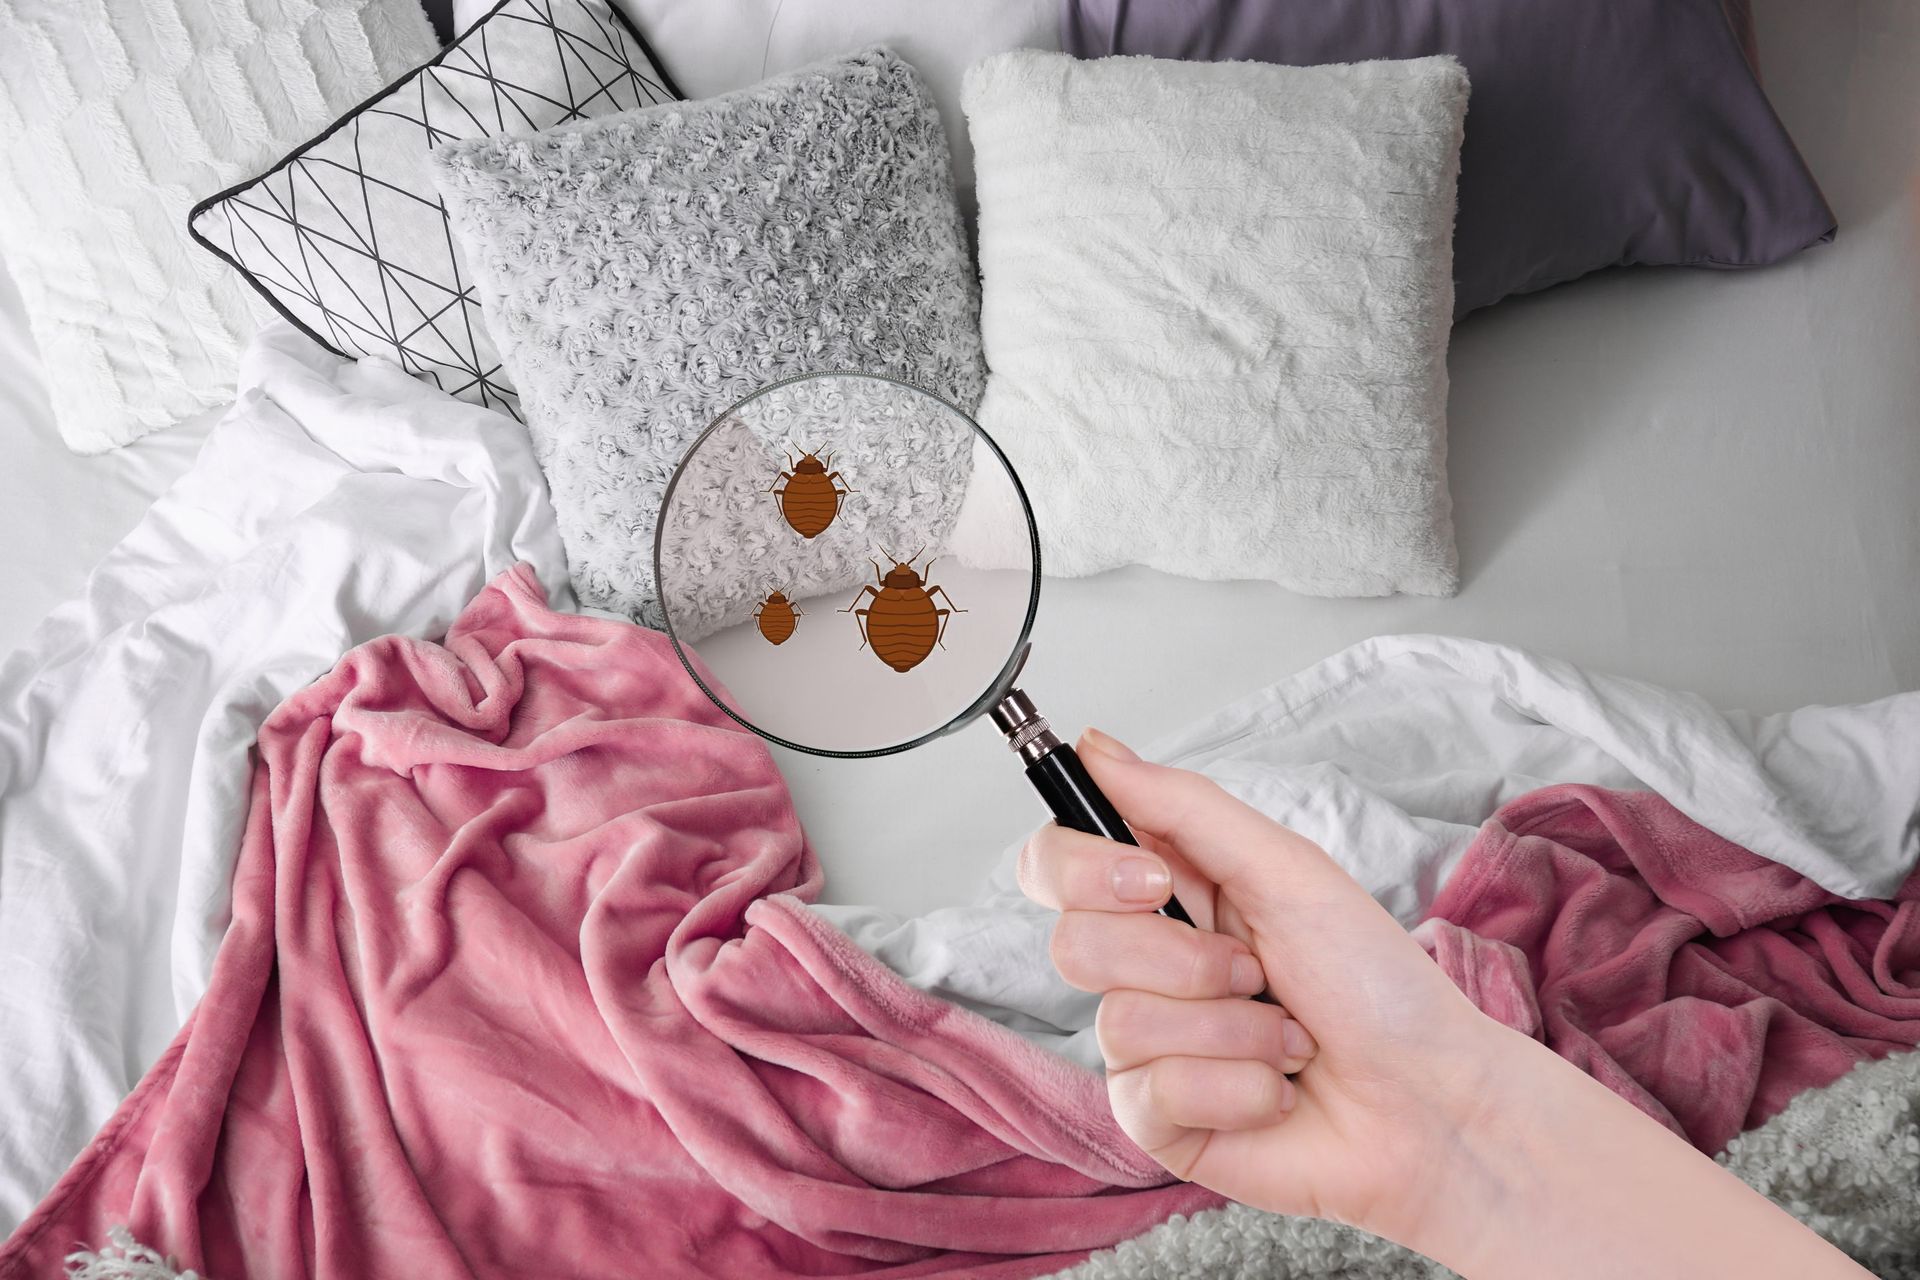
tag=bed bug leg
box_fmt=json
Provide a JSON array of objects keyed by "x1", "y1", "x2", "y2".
[
  {"x1": 925, "y1": 586, "x2": 966, "y2": 648},
  {"x1": 840, "y1": 584, "x2": 881, "y2": 652}
]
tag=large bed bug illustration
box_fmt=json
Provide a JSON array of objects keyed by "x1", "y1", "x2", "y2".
[
  {"x1": 769, "y1": 446, "x2": 854, "y2": 539},
  {"x1": 841, "y1": 550, "x2": 966, "y2": 674},
  {"x1": 753, "y1": 590, "x2": 802, "y2": 646}
]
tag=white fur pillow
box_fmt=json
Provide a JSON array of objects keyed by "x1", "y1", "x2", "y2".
[{"x1": 949, "y1": 51, "x2": 1467, "y2": 596}]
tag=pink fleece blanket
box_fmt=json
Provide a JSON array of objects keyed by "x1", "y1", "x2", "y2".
[
  {"x1": 0, "y1": 566, "x2": 1212, "y2": 1279},
  {"x1": 1421, "y1": 785, "x2": 1920, "y2": 1153}
]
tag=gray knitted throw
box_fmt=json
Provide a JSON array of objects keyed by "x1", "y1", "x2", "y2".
[{"x1": 1050, "y1": 1048, "x2": 1920, "y2": 1279}]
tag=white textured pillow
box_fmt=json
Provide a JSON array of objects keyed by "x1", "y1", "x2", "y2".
[
  {"x1": 430, "y1": 49, "x2": 984, "y2": 627},
  {"x1": 950, "y1": 51, "x2": 1467, "y2": 597},
  {"x1": 450, "y1": 0, "x2": 1060, "y2": 206},
  {"x1": 0, "y1": 0, "x2": 437, "y2": 453}
]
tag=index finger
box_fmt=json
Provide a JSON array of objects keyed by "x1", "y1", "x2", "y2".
[
  {"x1": 1077, "y1": 731, "x2": 1333, "y2": 899},
  {"x1": 1017, "y1": 821, "x2": 1172, "y2": 913}
]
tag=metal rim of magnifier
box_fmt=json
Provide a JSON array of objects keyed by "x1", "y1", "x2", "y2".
[{"x1": 653, "y1": 370, "x2": 1044, "y2": 760}]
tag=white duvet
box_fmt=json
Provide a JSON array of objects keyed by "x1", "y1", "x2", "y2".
[
  {"x1": 3, "y1": 330, "x2": 1917, "y2": 1239},
  {"x1": 0, "y1": 325, "x2": 568, "y2": 1235},
  {"x1": 818, "y1": 635, "x2": 1920, "y2": 1069}
]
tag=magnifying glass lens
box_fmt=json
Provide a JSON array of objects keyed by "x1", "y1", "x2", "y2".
[{"x1": 655, "y1": 373, "x2": 1038, "y2": 756}]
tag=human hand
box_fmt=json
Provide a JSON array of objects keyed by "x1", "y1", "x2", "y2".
[
  {"x1": 1021, "y1": 729, "x2": 1875, "y2": 1280},
  {"x1": 1017, "y1": 728, "x2": 1502, "y2": 1246}
]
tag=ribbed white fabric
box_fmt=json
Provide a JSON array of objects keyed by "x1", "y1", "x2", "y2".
[{"x1": 0, "y1": 0, "x2": 436, "y2": 452}]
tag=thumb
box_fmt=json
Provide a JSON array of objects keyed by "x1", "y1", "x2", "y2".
[{"x1": 1078, "y1": 729, "x2": 1348, "y2": 913}]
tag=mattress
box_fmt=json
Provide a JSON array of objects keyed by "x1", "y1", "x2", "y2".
[{"x1": 2, "y1": 0, "x2": 1914, "y2": 922}]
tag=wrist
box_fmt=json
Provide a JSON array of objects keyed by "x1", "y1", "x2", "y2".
[
  {"x1": 1377, "y1": 1016, "x2": 1564, "y2": 1274},
  {"x1": 1383, "y1": 1017, "x2": 1870, "y2": 1280}
]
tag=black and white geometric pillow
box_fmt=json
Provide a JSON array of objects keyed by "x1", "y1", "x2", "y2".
[{"x1": 188, "y1": 0, "x2": 680, "y2": 417}]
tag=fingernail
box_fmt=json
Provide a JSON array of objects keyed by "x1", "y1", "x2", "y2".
[
  {"x1": 1281, "y1": 1020, "x2": 1316, "y2": 1060},
  {"x1": 1111, "y1": 856, "x2": 1170, "y2": 904},
  {"x1": 1230, "y1": 953, "x2": 1266, "y2": 997},
  {"x1": 1081, "y1": 727, "x2": 1141, "y2": 763}
]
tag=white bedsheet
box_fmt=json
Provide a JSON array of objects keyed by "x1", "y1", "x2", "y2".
[
  {"x1": 0, "y1": 262, "x2": 220, "y2": 644},
  {"x1": 775, "y1": 0, "x2": 1920, "y2": 916},
  {"x1": 0, "y1": 326, "x2": 568, "y2": 1236},
  {"x1": 0, "y1": 0, "x2": 1910, "y2": 1114},
  {"x1": 818, "y1": 634, "x2": 1920, "y2": 1069}
]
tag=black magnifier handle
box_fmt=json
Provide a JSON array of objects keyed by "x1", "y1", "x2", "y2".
[{"x1": 991, "y1": 689, "x2": 1196, "y2": 927}]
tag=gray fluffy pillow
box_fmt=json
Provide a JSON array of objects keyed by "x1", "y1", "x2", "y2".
[{"x1": 428, "y1": 47, "x2": 985, "y2": 625}]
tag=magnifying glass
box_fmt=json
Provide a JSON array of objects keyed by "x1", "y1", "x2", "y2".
[{"x1": 654, "y1": 371, "x2": 1192, "y2": 927}]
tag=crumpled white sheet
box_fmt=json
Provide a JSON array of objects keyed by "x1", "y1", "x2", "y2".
[
  {"x1": 816, "y1": 634, "x2": 1920, "y2": 1069},
  {"x1": 0, "y1": 324, "x2": 569, "y2": 1235}
]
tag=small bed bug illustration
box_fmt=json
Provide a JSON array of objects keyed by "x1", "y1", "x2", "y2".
[
  {"x1": 753, "y1": 590, "x2": 802, "y2": 646},
  {"x1": 841, "y1": 549, "x2": 966, "y2": 674},
  {"x1": 769, "y1": 446, "x2": 854, "y2": 539}
]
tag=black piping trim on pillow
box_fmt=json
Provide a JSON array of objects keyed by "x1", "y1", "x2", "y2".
[{"x1": 184, "y1": 0, "x2": 685, "y2": 368}]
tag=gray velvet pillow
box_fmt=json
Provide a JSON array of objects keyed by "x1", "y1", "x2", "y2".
[
  {"x1": 428, "y1": 48, "x2": 985, "y2": 626},
  {"x1": 1064, "y1": 0, "x2": 1837, "y2": 316}
]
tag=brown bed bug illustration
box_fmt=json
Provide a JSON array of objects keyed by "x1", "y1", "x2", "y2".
[
  {"x1": 769, "y1": 446, "x2": 854, "y2": 539},
  {"x1": 753, "y1": 590, "x2": 802, "y2": 646},
  {"x1": 841, "y1": 549, "x2": 966, "y2": 674}
]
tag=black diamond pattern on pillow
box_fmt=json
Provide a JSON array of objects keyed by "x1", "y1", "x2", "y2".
[{"x1": 188, "y1": 0, "x2": 680, "y2": 417}]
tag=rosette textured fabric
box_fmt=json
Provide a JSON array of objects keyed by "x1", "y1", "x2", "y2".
[{"x1": 430, "y1": 48, "x2": 985, "y2": 627}]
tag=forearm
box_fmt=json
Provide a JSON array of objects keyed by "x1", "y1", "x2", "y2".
[{"x1": 1411, "y1": 1024, "x2": 1871, "y2": 1280}]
